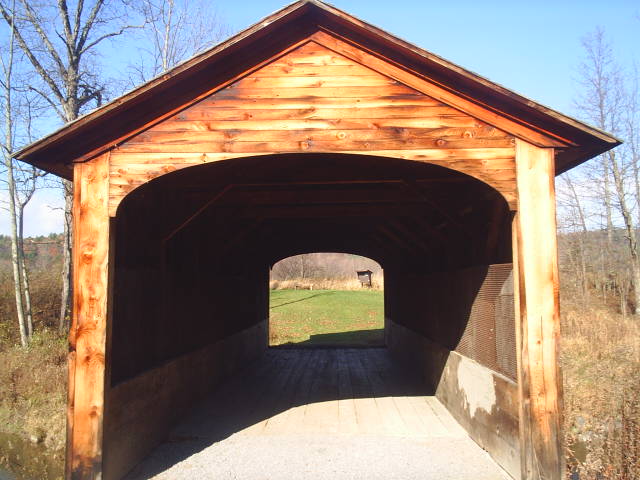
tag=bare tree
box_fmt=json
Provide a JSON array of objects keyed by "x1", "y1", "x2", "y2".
[
  {"x1": 0, "y1": 0, "x2": 28, "y2": 346},
  {"x1": 129, "y1": 0, "x2": 227, "y2": 84},
  {"x1": 575, "y1": 28, "x2": 639, "y2": 314},
  {"x1": 557, "y1": 174, "x2": 591, "y2": 299},
  {"x1": 0, "y1": 0, "x2": 139, "y2": 332}
]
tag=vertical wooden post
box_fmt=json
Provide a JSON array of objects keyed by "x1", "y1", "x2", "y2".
[
  {"x1": 514, "y1": 139, "x2": 564, "y2": 480},
  {"x1": 67, "y1": 153, "x2": 111, "y2": 480}
]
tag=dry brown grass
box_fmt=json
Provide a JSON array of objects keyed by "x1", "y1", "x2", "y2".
[
  {"x1": 0, "y1": 328, "x2": 67, "y2": 453},
  {"x1": 561, "y1": 300, "x2": 640, "y2": 479},
  {"x1": 269, "y1": 276, "x2": 384, "y2": 291}
]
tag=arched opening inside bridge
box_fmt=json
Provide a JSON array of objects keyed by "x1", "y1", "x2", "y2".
[{"x1": 105, "y1": 153, "x2": 518, "y2": 479}]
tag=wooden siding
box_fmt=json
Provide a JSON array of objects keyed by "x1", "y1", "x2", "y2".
[{"x1": 108, "y1": 39, "x2": 516, "y2": 215}]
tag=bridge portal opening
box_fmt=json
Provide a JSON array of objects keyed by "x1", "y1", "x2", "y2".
[
  {"x1": 102, "y1": 153, "x2": 520, "y2": 479},
  {"x1": 268, "y1": 253, "x2": 385, "y2": 347}
]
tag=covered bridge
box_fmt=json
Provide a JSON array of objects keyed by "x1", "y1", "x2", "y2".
[{"x1": 16, "y1": 1, "x2": 619, "y2": 479}]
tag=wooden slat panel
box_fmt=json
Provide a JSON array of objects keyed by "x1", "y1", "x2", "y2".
[
  {"x1": 119, "y1": 138, "x2": 514, "y2": 154},
  {"x1": 122, "y1": 117, "x2": 480, "y2": 132},
  {"x1": 127, "y1": 126, "x2": 506, "y2": 142},
  {"x1": 212, "y1": 85, "x2": 417, "y2": 99},
  {"x1": 170, "y1": 106, "x2": 471, "y2": 122},
  {"x1": 251, "y1": 63, "x2": 379, "y2": 77},
  {"x1": 234, "y1": 74, "x2": 396, "y2": 88},
  {"x1": 261, "y1": 41, "x2": 361, "y2": 67},
  {"x1": 178, "y1": 96, "x2": 446, "y2": 109},
  {"x1": 110, "y1": 41, "x2": 517, "y2": 215},
  {"x1": 111, "y1": 148, "x2": 514, "y2": 164}
]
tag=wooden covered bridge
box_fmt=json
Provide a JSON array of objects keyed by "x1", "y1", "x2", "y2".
[{"x1": 16, "y1": 1, "x2": 618, "y2": 479}]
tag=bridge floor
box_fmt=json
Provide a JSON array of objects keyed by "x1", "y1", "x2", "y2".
[{"x1": 124, "y1": 348, "x2": 510, "y2": 480}]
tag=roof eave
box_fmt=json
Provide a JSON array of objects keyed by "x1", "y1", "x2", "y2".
[{"x1": 14, "y1": 0, "x2": 621, "y2": 178}]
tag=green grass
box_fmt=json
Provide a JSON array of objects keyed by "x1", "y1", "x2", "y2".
[{"x1": 269, "y1": 289, "x2": 384, "y2": 347}]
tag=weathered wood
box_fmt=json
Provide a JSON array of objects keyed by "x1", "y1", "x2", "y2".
[
  {"x1": 69, "y1": 153, "x2": 111, "y2": 479},
  {"x1": 105, "y1": 41, "x2": 517, "y2": 214},
  {"x1": 108, "y1": 151, "x2": 516, "y2": 216},
  {"x1": 514, "y1": 139, "x2": 563, "y2": 480}
]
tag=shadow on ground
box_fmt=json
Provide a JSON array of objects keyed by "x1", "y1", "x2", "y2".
[{"x1": 272, "y1": 328, "x2": 385, "y2": 348}]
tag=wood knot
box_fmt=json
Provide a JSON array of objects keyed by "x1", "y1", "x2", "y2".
[
  {"x1": 436, "y1": 139, "x2": 447, "y2": 147},
  {"x1": 463, "y1": 131, "x2": 474, "y2": 139},
  {"x1": 337, "y1": 132, "x2": 347, "y2": 140},
  {"x1": 300, "y1": 141, "x2": 310, "y2": 150}
]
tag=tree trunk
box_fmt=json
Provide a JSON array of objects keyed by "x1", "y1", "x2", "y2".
[
  {"x1": 609, "y1": 149, "x2": 640, "y2": 315},
  {"x1": 18, "y1": 206, "x2": 33, "y2": 336},
  {"x1": 603, "y1": 157, "x2": 614, "y2": 246},
  {"x1": 59, "y1": 179, "x2": 73, "y2": 333},
  {"x1": 5, "y1": 162, "x2": 28, "y2": 346},
  {"x1": 2, "y1": 5, "x2": 28, "y2": 346},
  {"x1": 631, "y1": 256, "x2": 640, "y2": 316}
]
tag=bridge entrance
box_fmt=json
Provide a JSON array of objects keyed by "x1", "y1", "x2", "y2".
[{"x1": 14, "y1": 2, "x2": 618, "y2": 479}]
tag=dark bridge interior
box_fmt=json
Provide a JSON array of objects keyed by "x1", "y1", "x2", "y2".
[
  {"x1": 106, "y1": 153, "x2": 518, "y2": 479},
  {"x1": 112, "y1": 153, "x2": 512, "y2": 381}
]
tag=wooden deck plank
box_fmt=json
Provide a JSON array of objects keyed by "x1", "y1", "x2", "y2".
[
  {"x1": 125, "y1": 349, "x2": 510, "y2": 480},
  {"x1": 336, "y1": 349, "x2": 359, "y2": 435}
]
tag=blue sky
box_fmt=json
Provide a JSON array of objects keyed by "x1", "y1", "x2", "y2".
[{"x1": 2, "y1": 0, "x2": 638, "y2": 236}]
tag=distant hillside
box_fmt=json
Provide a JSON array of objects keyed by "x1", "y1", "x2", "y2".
[
  {"x1": 271, "y1": 252, "x2": 382, "y2": 281},
  {"x1": 0, "y1": 234, "x2": 63, "y2": 271}
]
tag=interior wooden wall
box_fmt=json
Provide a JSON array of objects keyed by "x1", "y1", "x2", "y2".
[{"x1": 386, "y1": 263, "x2": 520, "y2": 478}]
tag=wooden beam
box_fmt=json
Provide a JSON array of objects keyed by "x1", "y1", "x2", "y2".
[
  {"x1": 376, "y1": 224, "x2": 421, "y2": 257},
  {"x1": 400, "y1": 180, "x2": 475, "y2": 239},
  {"x1": 513, "y1": 139, "x2": 563, "y2": 480},
  {"x1": 68, "y1": 153, "x2": 111, "y2": 479},
  {"x1": 384, "y1": 218, "x2": 432, "y2": 254},
  {"x1": 162, "y1": 184, "x2": 234, "y2": 243}
]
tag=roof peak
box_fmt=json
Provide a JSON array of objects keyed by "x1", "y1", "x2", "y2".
[{"x1": 14, "y1": 0, "x2": 619, "y2": 178}]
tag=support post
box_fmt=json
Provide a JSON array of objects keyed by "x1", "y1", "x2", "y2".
[
  {"x1": 67, "y1": 153, "x2": 111, "y2": 479},
  {"x1": 513, "y1": 139, "x2": 564, "y2": 480}
]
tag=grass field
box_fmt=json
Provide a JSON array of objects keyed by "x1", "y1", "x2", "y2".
[{"x1": 269, "y1": 289, "x2": 384, "y2": 346}]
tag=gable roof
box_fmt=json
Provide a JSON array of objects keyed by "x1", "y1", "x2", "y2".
[{"x1": 14, "y1": 0, "x2": 620, "y2": 179}]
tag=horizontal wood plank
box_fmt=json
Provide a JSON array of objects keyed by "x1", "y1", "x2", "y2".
[
  {"x1": 118, "y1": 138, "x2": 514, "y2": 154},
  {"x1": 126, "y1": 126, "x2": 506, "y2": 143},
  {"x1": 175, "y1": 96, "x2": 446, "y2": 109},
  {"x1": 212, "y1": 85, "x2": 419, "y2": 99},
  {"x1": 169, "y1": 106, "x2": 473, "y2": 122},
  {"x1": 234, "y1": 74, "x2": 397, "y2": 88}
]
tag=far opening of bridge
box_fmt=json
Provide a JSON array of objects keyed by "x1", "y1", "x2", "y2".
[{"x1": 268, "y1": 253, "x2": 385, "y2": 348}]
